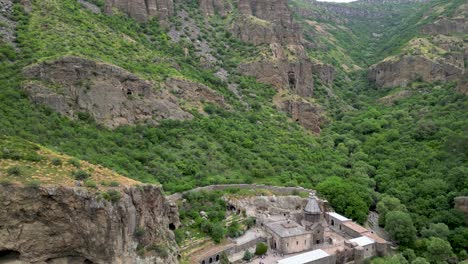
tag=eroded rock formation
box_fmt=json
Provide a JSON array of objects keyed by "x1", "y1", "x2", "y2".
[
  {"x1": 104, "y1": 0, "x2": 174, "y2": 25},
  {"x1": 22, "y1": 56, "x2": 227, "y2": 128},
  {"x1": 0, "y1": 184, "x2": 180, "y2": 264},
  {"x1": 368, "y1": 37, "x2": 465, "y2": 88},
  {"x1": 199, "y1": 0, "x2": 232, "y2": 16}
]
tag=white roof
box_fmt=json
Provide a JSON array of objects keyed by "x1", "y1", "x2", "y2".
[
  {"x1": 350, "y1": 236, "x2": 375, "y2": 247},
  {"x1": 277, "y1": 249, "x2": 329, "y2": 264},
  {"x1": 326, "y1": 212, "x2": 350, "y2": 222}
]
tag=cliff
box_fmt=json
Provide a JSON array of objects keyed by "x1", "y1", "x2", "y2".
[
  {"x1": 0, "y1": 184, "x2": 180, "y2": 264},
  {"x1": 104, "y1": 0, "x2": 174, "y2": 25},
  {"x1": 368, "y1": 36, "x2": 465, "y2": 88},
  {"x1": 22, "y1": 56, "x2": 227, "y2": 128}
]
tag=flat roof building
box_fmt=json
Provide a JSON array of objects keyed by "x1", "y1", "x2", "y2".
[{"x1": 277, "y1": 249, "x2": 334, "y2": 264}]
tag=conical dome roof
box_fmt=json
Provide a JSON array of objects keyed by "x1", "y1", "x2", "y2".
[{"x1": 304, "y1": 193, "x2": 321, "y2": 214}]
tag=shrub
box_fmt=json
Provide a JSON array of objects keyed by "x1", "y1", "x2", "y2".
[
  {"x1": 72, "y1": 169, "x2": 90, "y2": 180},
  {"x1": 103, "y1": 189, "x2": 121, "y2": 202},
  {"x1": 26, "y1": 180, "x2": 41, "y2": 189},
  {"x1": 147, "y1": 244, "x2": 169, "y2": 258},
  {"x1": 51, "y1": 158, "x2": 62, "y2": 166},
  {"x1": 68, "y1": 158, "x2": 81, "y2": 168},
  {"x1": 84, "y1": 180, "x2": 97, "y2": 188},
  {"x1": 109, "y1": 181, "x2": 120, "y2": 187},
  {"x1": 243, "y1": 250, "x2": 253, "y2": 261},
  {"x1": 7, "y1": 165, "x2": 22, "y2": 176},
  {"x1": 255, "y1": 242, "x2": 268, "y2": 255},
  {"x1": 134, "y1": 226, "x2": 146, "y2": 238}
]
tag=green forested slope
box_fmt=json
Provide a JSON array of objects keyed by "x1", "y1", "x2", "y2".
[{"x1": 0, "y1": 0, "x2": 467, "y2": 261}]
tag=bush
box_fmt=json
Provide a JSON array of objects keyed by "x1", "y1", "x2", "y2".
[
  {"x1": 68, "y1": 158, "x2": 81, "y2": 168},
  {"x1": 51, "y1": 158, "x2": 62, "y2": 166},
  {"x1": 102, "y1": 189, "x2": 121, "y2": 202},
  {"x1": 7, "y1": 165, "x2": 23, "y2": 176},
  {"x1": 84, "y1": 180, "x2": 97, "y2": 188},
  {"x1": 26, "y1": 180, "x2": 41, "y2": 189},
  {"x1": 147, "y1": 244, "x2": 169, "y2": 258},
  {"x1": 72, "y1": 169, "x2": 90, "y2": 180},
  {"x1": 134, "y1": 226, "x2": 146, "y2": 238},
  {"x1": 243, "y1": 250, "x2": 253, "y2": 261},
  {"x1": 109, "y1": 181, "x2": 120, "y2": 187},
  {"x1": 255, "y1": 242, "x2": 268, "y2": 255}
]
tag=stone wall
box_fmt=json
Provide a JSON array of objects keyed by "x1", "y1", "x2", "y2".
[{"x1": 168, "y1": 184, "x2": 314, "y2": 201}]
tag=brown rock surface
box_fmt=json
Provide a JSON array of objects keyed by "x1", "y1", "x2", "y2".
[
  {"x1": 104, "y1": 0, "x2": 174, "y2": 25},
  {"x1": 239, "y1": 57, "x2": 315, "y2": 97},
  {"x1": 22, "y1": 57, "x2": 227, "y2": 128},
  {"x1": 0, "y1": 184, "x2": 180, "y2": 264},
  {"x1": 22, "y1": 56, "x2": 191, "y2": 128},
  {"x1": 279, "y1": 99, "x2": 324, "y2": 133},
  {"x1": 368, "y1": 55, "x2": 464, "y2": 88},
  {"x1": 199, "y1": 0, "x2": 231, "y2": 16}
]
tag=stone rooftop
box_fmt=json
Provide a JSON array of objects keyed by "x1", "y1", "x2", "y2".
[{"x1": 265, "y1": 220, "x2": 311, "y2": 238}]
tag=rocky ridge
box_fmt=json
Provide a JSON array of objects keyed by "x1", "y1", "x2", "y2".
[
  {"x1": 22, "y1": 56, "x2": 227, "y2": 128},
  {"x1": 368, "y1": 3, "x2": 467, "y2": 89},
  {"x1": 0, "y1": 184, "x2": 180, "y2": 264}
]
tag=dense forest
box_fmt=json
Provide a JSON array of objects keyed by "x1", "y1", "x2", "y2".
[{"x1": 0, "y1": 0, "x2": 466, "y2": 262}]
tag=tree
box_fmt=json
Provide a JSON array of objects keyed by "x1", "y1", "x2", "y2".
[
  {"x1": 376, "y1": 195, "x2": 406, "y2": 226},
  {"x1": 385, "y1": 211, "x2": 416, "y2": 246},
  {"x1": 219, "y1": 252, "x2": 230, "y2": 264},
  {"x1": 243, "y1": 250, "x2": 253, "y2": 261},
  {"x1": 255, "y1": 242, "x2": 268, "y2": 255},
  {"x1": 426, "y1": 237, "x2": 454, "y2": 263},
  {"x1": 421, "y1": 223, "x2": 450, "y2": 239},
  {"x1": 411, "y1": 257, "x2": 430, "y2": 264},
  {"x1": 210, "y1": 222, "x2": 225, "y2": 243},
  {"x1": 317, "y1": 176, "x2": 372, "y2": 224}
]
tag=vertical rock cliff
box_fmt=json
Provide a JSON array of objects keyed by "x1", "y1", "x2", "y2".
[
  {"x1": 0, "y1": 184, "x2": 180, "y2": 264},
  {"x1": 105, "y1": 0, "x2": 174, "y2": 25}
]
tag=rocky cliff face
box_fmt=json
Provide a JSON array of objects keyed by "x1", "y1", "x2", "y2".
[
  {"x1": 0, "y1": 0, "x2": 16, "y2": 47},
  {"x1": 0, "y1": 184, "x2": 180, "y2": 264},
  {"x1": 104, "y1": 0, "x2": 174, "y2": 25},
  {"x1": 22, "y1": 56, "x2": 227, "y2": 128},
  {"x1": 368, "y1": 36, "x2": 465, "y2": 88},
  {"x1": 421, "y1": 3, "x2": 467, "y2": 35}
]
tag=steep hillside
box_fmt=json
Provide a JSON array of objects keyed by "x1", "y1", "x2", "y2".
[{"x1": 0, "y1": 0, "x2": 467, "y2": 262}]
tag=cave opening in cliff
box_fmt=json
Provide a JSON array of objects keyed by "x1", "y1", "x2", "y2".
[
  {"x1": 169, "y1": 223, "x2": 176, "y2": 230},
  {"x1": 0, "y1": 250, "x2": 20, "y2": 261},
  {"x1": 84, "y1": 259, "x2": 94, "y2": 264},
  {"x1": 288, "y1": 71, "x2": 296, "y2": 89}
]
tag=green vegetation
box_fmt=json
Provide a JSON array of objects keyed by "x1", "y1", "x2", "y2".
[
  {"x1": 255, "y1": 242, "x2": 268, "y2": 255},
  {"x1": 102, "y1": 189, "x2": 122, "y2": 202},
  {"x1": 0, "y1": 0, "x2": 466, "y2": 262}
]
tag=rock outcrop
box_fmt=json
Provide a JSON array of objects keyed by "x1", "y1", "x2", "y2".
[
  {"x1": 368, "y1": 55, "x2": 464, "y2": 88},
  {"x1": 22, "y1": 56, "x2": 227, "y2": 128},
  {"x1": 199, "y1": 0, "x2": 232, "y2": 17},
  {"x1": 104, "y1": 0, "x2": 174, "y2": 25},
  {"x1": 238, "y1": 55, "x2": 315, "y2": 97},
  {"x1": 279, "y1": 99, "x2": 324, "y2": 133},
  {"x1": 225, "y1": 0, "x2": 328, "y2": 132},
  {"x1": 228, "y1": 0, "x2": 302, "y2": 45},
  {"x1": 0, "y1": 184, "x2": 180, "y2": 264},
  {"x1": 368, "y1": 37, "x2": 465, "y2": 88},
  {"x1": 0, "y1": 0, "x2": 16, "y2": 47},
  {"x1": 421, "y1": 3, "x2": 467, "y2": 35}
]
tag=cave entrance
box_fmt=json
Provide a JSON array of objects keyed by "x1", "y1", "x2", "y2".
[
  {"x1": 0, "y1": 250, "x2": 20, "y2": 261},
  {"x1": 288, "y1": 71, "x2": 296, "y2": 89},
  {"x1": 169, "y1": 223, "x2": 176, "y2": 230}
]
